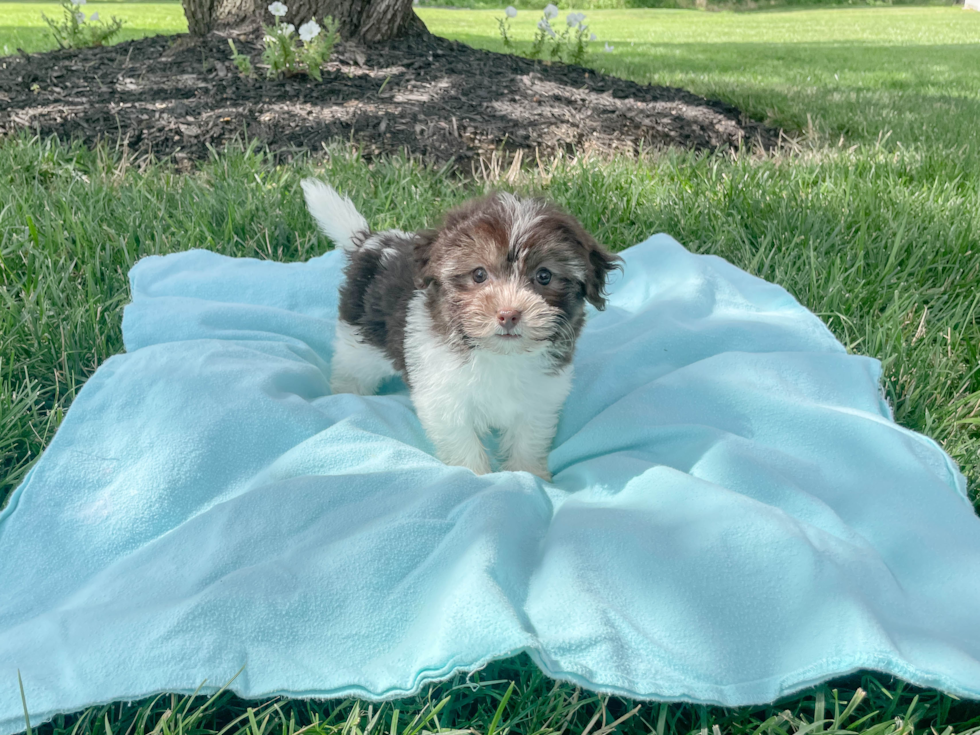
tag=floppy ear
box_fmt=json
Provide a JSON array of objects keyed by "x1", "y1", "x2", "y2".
[
  {"x1": 545, "y1": 205, "x2": 623, "y2": 310},
  {"x1": 413, "y1": 229, "x2": 439, "y2": 290},
  {"x1": 584, "y1": 241, "x2": 622, "y2": 311}
]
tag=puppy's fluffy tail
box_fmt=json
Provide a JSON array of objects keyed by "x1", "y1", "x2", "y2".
[{"x1": 301, "y1": 178, "x2": 369, "y2": 253}]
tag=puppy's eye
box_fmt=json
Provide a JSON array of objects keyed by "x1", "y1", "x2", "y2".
[
  {"x1": 473, "y1": 267, "x2": 488, "y2": 284},
  {"x1": 535, "y1": 268, "x2": 552, "y2": 286}
]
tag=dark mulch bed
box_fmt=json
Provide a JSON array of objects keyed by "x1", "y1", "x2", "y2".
[{"x1": 0, "y1": 30, "x2": 780, "y2": 167}]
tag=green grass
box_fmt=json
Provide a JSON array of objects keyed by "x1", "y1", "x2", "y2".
[
  {"x1": 415, "y1": 0, "x2": 960, "y2": 10},
  {"x1": 15, "y1": 657, "x2": 980, "y2": 735},
  {"x1": 0, "y1": 0, "x2": 184, "y2": 54},
  {"x1": 2, "y1": 4, "x2": 980, "y2": 735},
  {"x1": 420, "y1": 7, "x2": 980, "y2": 155}
]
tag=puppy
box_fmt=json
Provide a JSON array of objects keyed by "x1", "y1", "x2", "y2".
[{"x1": 302, "y1": 179, "x2": 620, "y2": 480}]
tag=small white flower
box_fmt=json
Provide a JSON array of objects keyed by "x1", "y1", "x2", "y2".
[
  {"x1": 70, "y1": 0, "x2": 86, "y2": 6},
  {"x1": 264, "y1": 34, "x2": 276, "y2": 44},
  {"x1": 505, "y1": 5, "x2": 517, "y2": 17},
  {"x1": 590, "y1": 32, "x2": 596, "y2": 40},
  {"x1": 603, "y1": 42, "x2": 613, "y2": 52},
  {"x1": 566, "y1": 11, "x2": 585, "y2": 26},
  {"x1": 89, "y1": 11, "x2": 99, "y2": 20},
  {"x1": 537, "y1": 18, "x2": 551, "y2": 30},
  {"x1": 543, "y1": 3, "x2": 558, "y2": 19},
  {"x1": 298, "y1": 19, "x2": 320, "y2": 41},
  {"x1": 283, "y1": 22, "x2": 295, "y2": 35},
  {"x1": 268, "y1": 1, "x2": 287, "y2": 16},
  {"x1": 75, "y1": 12, "x2": 85, "y2": 22}
]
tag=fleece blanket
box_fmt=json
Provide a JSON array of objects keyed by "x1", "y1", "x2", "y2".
[{"x1": 1, "y1": 234, "x2": 979, "y2": 734}]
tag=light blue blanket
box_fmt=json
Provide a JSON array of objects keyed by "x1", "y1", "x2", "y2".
[{"x1": 2, "y1": 235, "x2": 979, "y2": 734}]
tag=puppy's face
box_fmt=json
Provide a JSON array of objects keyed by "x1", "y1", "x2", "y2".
[{"x1": 415, "y1": 194, "x2": 620, "y2": 362}]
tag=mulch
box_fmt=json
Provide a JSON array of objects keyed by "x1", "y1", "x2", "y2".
[{"x1": 0, "y1": 29, "x2": 781, "y2": 168}]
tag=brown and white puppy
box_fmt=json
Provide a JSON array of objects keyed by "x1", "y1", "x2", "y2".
[{"x1": 302, "y1": 179, "x2": 620, "y2": 480}]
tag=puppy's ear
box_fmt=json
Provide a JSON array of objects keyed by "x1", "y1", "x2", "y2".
[
  {"x1": 413, "y1": 229, "x2": 439, "y2": 290},
  {"x1": 543, "y1": 205, "x2": 622, "y2": 310},
  {"x1": 584, "y1": 240, "x2": 622, "y2": 311}
]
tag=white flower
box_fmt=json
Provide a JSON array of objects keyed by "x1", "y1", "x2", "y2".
[
  {"x1": 89, "y1": 11, "x2": 99, "y2": 20},
  {"x1": 283, "y1": 22, "x2": 295, "y2": 35},
  {"x1": 537, "y1": 18, "x2": 551, "y2": 30},
  {"x1": 505, "y1": 5, "x2": 517, "y2": 16},
  {"x1": 589, "y1": 32, "x2": 596, "y2": 40},
  {"x1": 298, "y1": 19, "x2": 320, "y2": 41},
  {"x1": 70, "y1": 0, "x2": 86, "y2": 6},
  {"x1": 75, "y1": 12, "x2": 85, "y2": 21},
  {"x1": 566, "y1": 11, "x2": 585, "y2": 26},
  {"x1": 264, "y1": 34, "x2": 276, "y2": 44},
  {"x1": 268, "y1": 1, "x2": 287, "y2": 16},
  {"x1": 603, "y1": 42, "x2": 613, "y2": 52},
  {"x1": 543, "y1": 3, "x2": 558, "y2": 19}
]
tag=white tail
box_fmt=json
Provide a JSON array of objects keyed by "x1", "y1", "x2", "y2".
[{"x1": 301, "y1": 178, "x2": 370, "y2": 252}]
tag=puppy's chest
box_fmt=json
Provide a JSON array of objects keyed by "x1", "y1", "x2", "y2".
[{"x1": 422, "y1": 349, "x2": 570, "y2": 427}]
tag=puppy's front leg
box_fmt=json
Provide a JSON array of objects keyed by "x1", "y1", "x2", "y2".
[
  {"x1": 500, "y1": 414, "x2": 559, "y2": 482},
  {"x1": 414, "y1": 399, "x2": 492, "y2": 475},
  {"x1": 500, "y1": 370, "x2": 571, "y2": 482}
]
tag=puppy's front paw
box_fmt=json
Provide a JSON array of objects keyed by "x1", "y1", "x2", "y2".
[
  {"x1": 503, "y1": 460, "x2": 552, "y2": 483},
  {"x1": 456, "y1": 457, "x2": 492, "y2": 476},
  {"x1": 440, "y1": 447, "x2": 492, "y2": 476}
]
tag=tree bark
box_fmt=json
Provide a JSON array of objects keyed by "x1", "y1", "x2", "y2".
[
  {"x1": 195, "y1": 0, "x2": 426, "y2": 41},
  {"x1": 212, "y1": 0, "x2": 257, "y2": 28},
  {"x1": 182, "y1": 0, "x2": 218, "y2": 36}
]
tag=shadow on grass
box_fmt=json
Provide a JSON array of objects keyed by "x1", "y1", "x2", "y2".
[{"x1": 450, "y1": 34, "x2": 980, "y2": 144}]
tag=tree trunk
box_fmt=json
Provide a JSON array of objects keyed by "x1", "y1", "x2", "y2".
[
  {"x1": 195, "y1": 0, "x2": 426, "y2": 42},
  {"x1": 182, "y1": 0, "x2": 218, "y2": 36}
]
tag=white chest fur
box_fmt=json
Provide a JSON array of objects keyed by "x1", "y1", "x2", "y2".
[{"x1": 403, "y1": 292, "x2": 571, "y2": 479}]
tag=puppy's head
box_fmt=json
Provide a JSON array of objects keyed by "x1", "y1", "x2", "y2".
[{"x1": 415, "y1": 193, "x2": 621, "y2": 360}]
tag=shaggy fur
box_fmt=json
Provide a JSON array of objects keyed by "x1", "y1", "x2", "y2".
[{"x1": 303, "y1": 179, "x2": 621, "y2": 480}]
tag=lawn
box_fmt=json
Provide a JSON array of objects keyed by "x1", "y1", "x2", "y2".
[
  {"x1": 426, "y1": 6, "x2": 980, "y2": 151},
  {"x1": 2, "y1": 4, "x2": 980, "y2": 735},
  {"x1": 0, "y1": 0, "x2": 183, "y2": 55}
]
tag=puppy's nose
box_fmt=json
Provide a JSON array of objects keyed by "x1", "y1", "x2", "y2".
[{"x1": 497, "y1": 309, "x2": 522, "y2": 330}]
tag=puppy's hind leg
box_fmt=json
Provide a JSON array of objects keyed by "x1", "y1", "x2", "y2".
[{"x1": 330, "y1": 319, "x2": 397, "y2": 396}]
